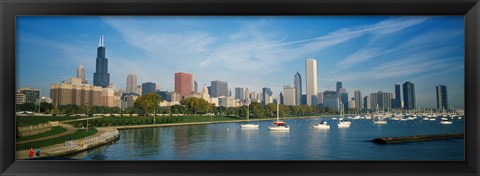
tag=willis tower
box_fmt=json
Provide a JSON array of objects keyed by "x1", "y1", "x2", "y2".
[{"x1": 93, "y1": 35, "x2": 110, "y2": 88}]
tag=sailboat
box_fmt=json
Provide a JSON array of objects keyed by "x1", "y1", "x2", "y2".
[
  {"x1": 373, "y1": 105, "x2": 387, "y2": 124},
  {"x1": 241, "y1": 103, "x2": 259, "y2": 128},
  {"x1": 338, "y1": 105, "x2": 351, "y2": 128},
  {"x1": 313, "y1": 120, "x2": 330, "y2": 129},
  {"x1": 268, "y1": 103, "x2": 289, "y2": 131}
]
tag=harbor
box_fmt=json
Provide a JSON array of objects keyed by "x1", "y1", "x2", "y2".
[{"x1": 65, "y1": 115, "x2": 465, "y2": 160}]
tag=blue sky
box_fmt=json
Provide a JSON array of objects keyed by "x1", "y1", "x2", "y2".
[{"x1": 16, "y1": 16, "x2": 464, "y2": 109}]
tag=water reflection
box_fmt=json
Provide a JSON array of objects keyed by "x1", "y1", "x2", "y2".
[{"x1": 66, "y1": 117, "x2": 464, "y2": 160}]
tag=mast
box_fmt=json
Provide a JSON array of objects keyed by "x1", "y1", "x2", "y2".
[
  {"x1": 247, "y1": 102, "x2": 250, "y2": 122},
  {"x1": 277, "y1": 102, "x2": 279, "y2": 122}
]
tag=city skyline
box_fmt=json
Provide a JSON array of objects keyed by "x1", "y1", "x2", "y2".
[{"x1": 17, "y1": 16, "x2": 464, "y2": 108}]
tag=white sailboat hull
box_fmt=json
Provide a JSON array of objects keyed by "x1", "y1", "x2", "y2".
[
  {"x1": 268, "y1": 126, "x2": 290, "y2": 131},
  {"x1": 241, "y1": 124, "x2": 259, "y2": 128}
]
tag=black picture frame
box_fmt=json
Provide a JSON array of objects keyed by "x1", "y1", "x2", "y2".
[{"x1": 1, "y1": 0, "x2": 479, "y2": 175}]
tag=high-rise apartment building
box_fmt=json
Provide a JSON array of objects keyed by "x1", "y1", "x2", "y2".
[
  {"x1": 403, "y1": 81, "x2": 416, "y2": 110},
  {"x1": 354, "y1": 90, "x2": 362, "y2": 110},
  {"x1": 50, "y1": 77, "x2": 120, "y2": 107},
  {"x1": 393, "y1": 83, "x2": 402, "y2": 109},
  {"x1": 305, "y1": 59, "x2": 318, "y2": 106},
  {"x1": 363, "y1": 96, "x2": 371, "y2": 111},
  {"x1": 93, "y1": 35, "x2": 110, "y2": 88},
  {"x1": 436, "y1": 85, "x2": 448, "y2": 111},
  {"x1": 174, "y1": 72, "x2": 193, "y2": 97},
  {"x1": 370, "y1": 91, "x2": 393, "y2": 110}
]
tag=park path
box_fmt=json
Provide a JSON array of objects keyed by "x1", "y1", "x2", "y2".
[
  {"x1": 62, "y1": 116, "x2": 103, "y2": 123},
  {"x1": 17, "y1": 123, "x2": 77, "y2": 145},
  {"x1": 16, "y1": 127, "x2": 118, "y2": 160}
]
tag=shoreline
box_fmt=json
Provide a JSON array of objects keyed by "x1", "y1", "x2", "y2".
[
  {"x1": 16, "y1": 127, "x2": 120, "y2": 160},
  {"x1": 113, "y1": 115, "x2": 332, "y2": 130},
  {"x1": 16, "y1": 115, "x2": 332, "y2": 159}
]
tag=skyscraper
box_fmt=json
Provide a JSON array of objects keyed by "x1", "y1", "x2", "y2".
[
  {"x1": 363, "y1": 96, "x2": 370, "y2": 111},
  {"x1": 436, "y1": 85, "x2": 448, "y2": 111},
  {"x1": 294, "y1": 72, "x2": 302, "y2": 105},
  {"x1": 174, "y1": 72, "x2": 193, "y2": 97},
  {"x1": 393, "y1": 83, "x2": 402, "y2": 109},
  {"x1": 354, "y1": 90, "x2": 362, "y2": 111},
  {"x1": 262, "y1": 87, "x2": 273, "y2": 105},
  {"x1": 77, "y1": 65, "x2": 86, "y2": 84},
  {"x1": 336, "y1": 81, "x2": 342, "y2": 95},
  {"x1": 235, "y1": 87, "x2": 245, "y2": 100},
  {"x1": 305, "y1": 59, "x2": 318, "y2": 106},
  {"x1": 323, "y1": 90, "x2": 339, "y2": 110},
  {"x1": 283, "y1": 86, "x2": 296, "y2": 106},
  {"x1": 93, "y1": 35, "x2": 110, "y2": 88},
  {"x1": 340, "y1": 88, "x2": 348, "y2": 110},
  {"x1": 142, "y1": 82, "x2": 156, "y2": 96},
  {"x1": 211, "y1": 80, "x2": 228, "y2": 98},
  {"x1": 317, "y1": 92, "x2": 323, "y2": 105},
  {"x1": 403, "y1": 81, "x2": 416, "y2": 110},
  {"x1": 126, "y1": 73, "x2": 137, "y2": 94},
  {"x1": 194, "y1": 80, "x2": 198, "y2": 93},
  {"x1": 370, "y1": 91, "x2": 393, "y2": 110}
]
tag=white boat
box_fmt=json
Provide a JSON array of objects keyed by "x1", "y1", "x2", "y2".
[
  {"x1": 338, "y1": 121, "x2": 351, "y2": 128},
  {"x1": 423, "y1": 117, "x2": 429, "y2": 120},
  {"x1": 313, "y1": 121, "x2": 330, "y2": 129},
  {"x1": 268, "y1": 103, "x2": 289, "y2": 131},
  {"x1": 337, "y1": 106, "x2": 350, "y2": 128},
  {"x1": 429, "y1": 118, "x2": 436, "y2": 121},
  {"x1": 241, "y1": 103, "x2": 259, "y2": 129},
  {"x1": 373, "y1": 120, "x2": 387, "y2": 124},
  {"x1": 331, "y1": 117, "x2": 338, "y2": 120},
  {"x1": 372, "y1": 105, "x2": 387, "y2": 124},
  {"x1": 440, "y1": 120, "x2": 453, "y2": 125}
]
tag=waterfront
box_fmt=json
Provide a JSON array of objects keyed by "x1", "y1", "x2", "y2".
[{"x1": 66, "y1": 116, "x2": 464, "y2": 160}]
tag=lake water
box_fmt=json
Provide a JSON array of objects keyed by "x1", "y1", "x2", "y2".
[{"x1": 66, "y1": 116, "x2": 464, "y2": 160}]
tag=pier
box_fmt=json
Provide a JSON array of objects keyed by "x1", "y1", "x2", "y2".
[{"x1": 372, "y1": 133, "x2": 464, "y2": 144}]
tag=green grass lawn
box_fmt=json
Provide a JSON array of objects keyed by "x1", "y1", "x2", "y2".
[
  {"x1": 17, "y1": 116, "x2": 86, "y2": 127},
  {"x1": 17, "y1": 126, "x2": 68, "y2": 142},
  {"x1": 16, "y1": 128, "x2": 98, "y2": 151}
]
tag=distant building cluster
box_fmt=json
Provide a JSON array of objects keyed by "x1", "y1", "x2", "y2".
[{"x1": 16, "y1": 35, "x2": 452, "y2": 112}]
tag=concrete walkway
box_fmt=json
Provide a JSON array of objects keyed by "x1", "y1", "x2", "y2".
[
  {"x1": 62, "y1": 116, "x2": 103, "y2": 123},
  {"x1": 17, "y1": 124, "x2": 77, "y2": 145},
  {"x1": 16, "y1": 127, "x2": 119, "y2": 159}
]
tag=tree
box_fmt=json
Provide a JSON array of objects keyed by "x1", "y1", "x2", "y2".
[
  {"x1": 39, "y1": 102, "x2": 53, "y2": 113},
  {"x1": 51, "y1": 106, "x2": 60, "y2": 116},
  {"x1": 180, "y1": 97, "x2": 211, "y2": 115},
  {"x1": 134, "y1": 93, "x2": 163, "y2": 116}
]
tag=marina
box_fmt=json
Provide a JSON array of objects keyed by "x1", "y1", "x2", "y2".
[{"x1": 66, "y1": 114, "x2": 464, "y2": 160}]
